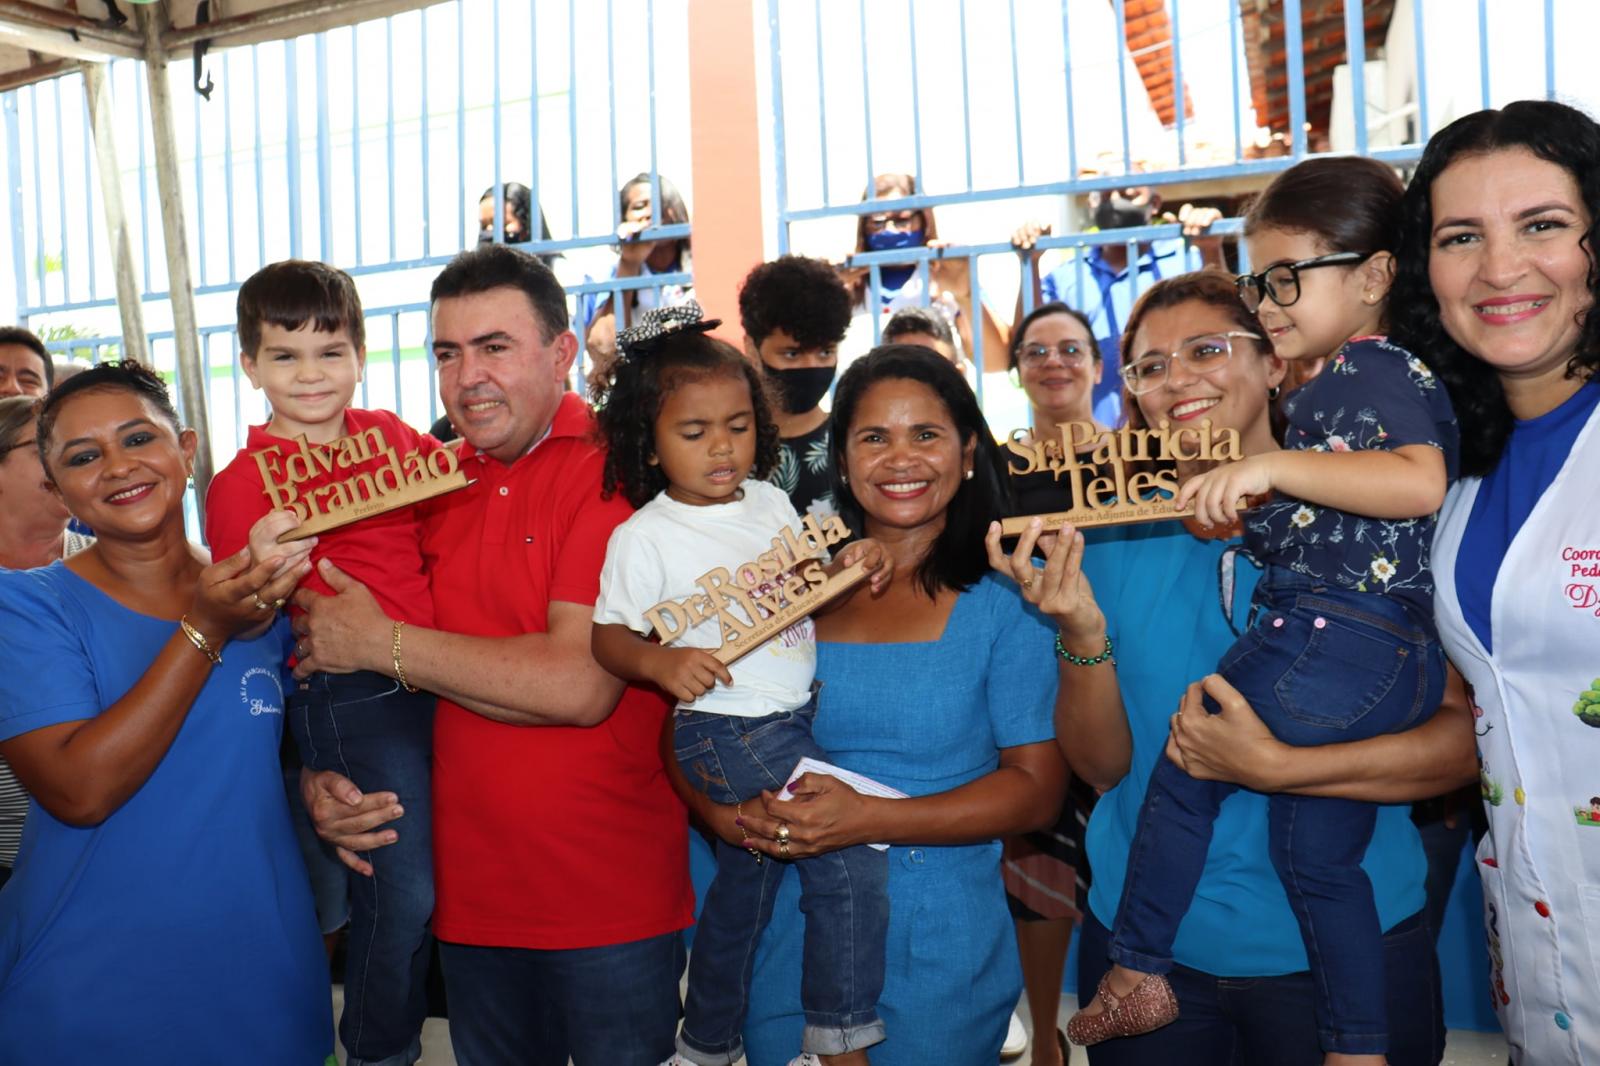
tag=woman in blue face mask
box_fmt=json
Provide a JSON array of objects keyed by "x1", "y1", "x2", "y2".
[{"x1": 837, "y1": 173, "x2": 1009, "y2": 378}]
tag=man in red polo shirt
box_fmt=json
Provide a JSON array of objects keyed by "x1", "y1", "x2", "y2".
[{"x1": 294, "y1": 245, "x2": 694, "y2": 1065}]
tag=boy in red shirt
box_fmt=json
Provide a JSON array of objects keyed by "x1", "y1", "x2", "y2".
[{"x1": 205, "y1": 260, "x2": 437, "y2": 1066}]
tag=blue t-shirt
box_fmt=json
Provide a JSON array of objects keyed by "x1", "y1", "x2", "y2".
[
  {"x1": 0, "y1": 564, "x2": 331, "y2": 1064},
  {"x1": 1245, "y1": 337, "x2": 1459, "y2": 615},
  {"x1": 1041, "y1": 239, "x2": 1201, "y2": 426},
  {"x1": 1456, "y1": 378, "x2": 1600, "y2": 653},
  {"x1": 1082, "y1": 521, "x2": 1426, "y2": 976}
]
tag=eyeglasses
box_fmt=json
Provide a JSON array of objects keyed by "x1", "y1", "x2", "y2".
[
  {"x1": 1236, "y1": 251, "x2": 1374, "y2": 313},
  {"x1": 863, "y1": 210, "x2": 922, "y2": 232},
  {"x1": 0, "y1": 437, "x2": 37, "y2": 460},
  {"x1": 1119, "y1": 332, "x2": 1262, "y2": 395},
  {"x1": 1016, "y1": 341, "x2": 1092, "y2": 370}
]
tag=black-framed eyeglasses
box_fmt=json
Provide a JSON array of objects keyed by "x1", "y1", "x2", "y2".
[
  {"x1": 1236, "y1": 251, "x2": 1373, "y2": 313},
  {"x1": 1119, "y1": 331, "x2": 1263, "y2": 395},
  {"x1": 863, "y1": 209, "x2": 922, "y2": 232}
]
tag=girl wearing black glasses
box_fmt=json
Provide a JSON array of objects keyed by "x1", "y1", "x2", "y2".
[{"x1": 1069, "y1": 157, "x2": 1460, "y2": 1066}]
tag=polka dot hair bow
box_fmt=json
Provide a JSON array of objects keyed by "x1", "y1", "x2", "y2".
[{"x1": 615, "y1": 301, "x2": 721, "y2": 361}]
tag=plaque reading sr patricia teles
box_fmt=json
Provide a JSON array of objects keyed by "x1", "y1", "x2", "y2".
[{"x1": 999, "y1": 418, "x2": 1243, "y2": 535}]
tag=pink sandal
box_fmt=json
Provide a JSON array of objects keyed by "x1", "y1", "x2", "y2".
[{"x1": 1065, "y1": 971, "x2": 1180, "y2": 1046}]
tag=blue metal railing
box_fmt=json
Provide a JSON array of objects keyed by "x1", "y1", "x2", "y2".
[
  {"x1": 761, "y1": 0, "x2": 1580, "y2": 432},
  {"x1": 5, "y1": 0, "x2": 692, "y2": 469}
]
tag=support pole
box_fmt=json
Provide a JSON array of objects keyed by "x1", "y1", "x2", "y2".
[
  {"x1": 136, "y1": 6, "x2": 214, "y2": 521},
  {"x1": 82, "y1": 63, "x2": 149, "y2": 366},
  {"x1": 686, "y1": 0, "x2": 764, "y2": 328}
]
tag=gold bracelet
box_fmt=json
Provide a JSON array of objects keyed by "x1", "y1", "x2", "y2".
[
  {"x1": 392, "y1": 620, "x2": 418, "y2": 693},
  {"x1": 179, "y1": 615, "x2": 221, "y2": 665},
  {"x1": 735, "y1": 801, "x2": 763, "y2": 864}
]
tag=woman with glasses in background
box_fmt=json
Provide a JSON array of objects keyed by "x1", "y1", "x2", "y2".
[
  {"x1": 995, "y1": 302, "x2": 1120, "y2": 1064},
  {"x1": 0, "y1": 396, "x2": 94, "y2": 890},
  {"x1": 837, "y1": 173, "x2": 1009, "y2": 374},
  {"x1": 989, "y1": 269, "x2": 1474, "y2": 1064}
]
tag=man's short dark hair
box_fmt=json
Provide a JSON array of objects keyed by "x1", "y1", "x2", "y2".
[
  {"x1": 430, "y1": 244, "x2": 569, "y2": 341},
  {"x1": 738, "y1": 255, "x2": 851, "y2": 350},
  {"x1": 0, "y1": 326, "x2": 53, "y2": 389},
  {"x1": 882, "y1": 305, "x2": 954, "y2": 346},
  {"x1": 236, "y1": 260, "x2": 366, "y2": 356}
]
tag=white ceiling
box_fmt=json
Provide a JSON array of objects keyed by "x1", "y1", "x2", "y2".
[{"x1": 0, "y1": 0, "x2": 445, "y2": 89}]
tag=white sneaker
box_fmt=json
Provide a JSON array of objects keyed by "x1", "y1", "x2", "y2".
[
  {"x1": 1001, "y1": 1009, "x2": 1029, "y2": 1058},
  {"x1": 785, "y1": 1056, "x2": 823, "y2": 1066}
]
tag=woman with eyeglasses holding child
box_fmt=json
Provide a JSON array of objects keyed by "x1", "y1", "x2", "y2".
[
  {"x1": 992, "y1": 259, "x2": 1475, "y2": 1066},
  {"x1": 1055, "y1": 157, "x2": 1466, "y2": 1065}
]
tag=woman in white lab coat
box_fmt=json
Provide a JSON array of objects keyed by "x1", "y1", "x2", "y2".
[{"x1": 1391, "y1": 98, "x2": 1600, "y2": 1065}]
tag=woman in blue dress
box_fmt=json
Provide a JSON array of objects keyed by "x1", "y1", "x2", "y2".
[
  {"x1": 0, "y1": 362, "x2": 332, "y2": 1064},
  {"x1": 670, "y1": 345, "x2": 1069, "y2": 1066}
]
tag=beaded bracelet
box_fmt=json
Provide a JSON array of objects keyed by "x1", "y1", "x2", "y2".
[
  {"x1": 179, "y1": 615, "x2": 221, "y2": 665},
  {"x1": 1054, "y1": 632, "x2": 1115, "y2": 667},
  {"x1": 392, "y1": 621, "x2": 419, "y2": 693}
]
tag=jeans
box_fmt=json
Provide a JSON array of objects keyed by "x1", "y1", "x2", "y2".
[
  {"x1": 438, "y1": 932, "x2": 686, "y2": 1066},
  {"x1": 673, "y1": 694, "x2": 888, "y2": 1064},
  {"x1": 290, "y1": 669, "x2": 436, "y2": 1066},
  {"x1": 1110, "y1": 569, "x2": 1446, "y2": 1055},
  {"x1": 1080, "y1": 912, "x2": 1445, "y2": 1066}
]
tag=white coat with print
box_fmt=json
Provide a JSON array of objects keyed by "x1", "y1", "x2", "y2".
[{"x1": 1432, "y1": 399, "x2": 1600, "y2": 1065}]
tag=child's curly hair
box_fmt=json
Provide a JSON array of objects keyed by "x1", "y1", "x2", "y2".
[{"x1": 592, "y1": 330, "x2": 781, "y2": 508}]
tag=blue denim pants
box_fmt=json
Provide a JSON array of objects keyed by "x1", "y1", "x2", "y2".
[
  {"x1": 673, "y1": 694, "x2": 888, "y2": 1064},
  {"x1": 1081, "y1": 912, "x2": 1445, "y2": 1065},
  {"x1": 439, "y1": 933, "x2": 686, "y2": 1066},
  {"x1": 290, "y1": 669, "x2": 436, "y2": 1066},
  {"x1": 1110, "y1": 569, "x2": 1446, "y2": 1056}
]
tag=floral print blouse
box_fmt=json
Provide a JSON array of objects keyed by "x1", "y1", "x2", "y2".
[{"x1": 1244, "y1": 336, "x2": 1459, "y2": 615}]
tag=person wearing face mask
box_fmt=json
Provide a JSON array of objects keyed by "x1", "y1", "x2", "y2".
[
  {"x1": 838, "y1": 174, "x2": 1008, "y2": 377},
  {"x1": 1012, "y1": 186, "x2": 1226, "y2": 427},
  {"x1": 739, "y1": 256, "x2": 853, "y2": 518}
]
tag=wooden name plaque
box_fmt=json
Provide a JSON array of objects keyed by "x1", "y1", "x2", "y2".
[
  {"x1": 644, "y1": 513, "x2": 869, "y2": 666},
  {"x1": 252, "y1": 425, "x2": 471, "y2": 542},
  {"x1": 999, "y1": 418, "x2": 1242, "y2": 536}
]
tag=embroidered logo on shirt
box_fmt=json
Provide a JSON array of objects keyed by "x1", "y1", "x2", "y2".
[
  {"x1": 1563, "y1": 547, "x2": 1600, "y2": 617},
  {"x1": 240, "y1": 666, "x2": 285, "y2": 717}
]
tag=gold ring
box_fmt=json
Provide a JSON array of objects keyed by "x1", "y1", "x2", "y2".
[
  {"x1": 778, "y1": 840, "x2": 790, "y2": 857},
  {"x1": 253, "y1": 594, "x2": 272, "y2": 611},
  {"x1": 775, "y1": 823, "x2": 791, "y2": 844},
  {"x1": 1021, "y1": 576, "x2": 1035, "y2": 590},
  {"x1": 273, "y1": 598, "x2": 286, "y2": 610}
]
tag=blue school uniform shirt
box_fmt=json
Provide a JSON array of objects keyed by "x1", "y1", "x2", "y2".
[
  {"x1": 1455, "y1": 378, "x2": 1600, "y2": 653},
  {"x1": 1081, "y1": 521, "x2": 1427, "y2": 976},
  {"x1": 0, "y1": 564, "x2": 331, "y2": 1064},
  {"x1": 1244, "y1": 337, "x2": 1458, "y2": 616}
]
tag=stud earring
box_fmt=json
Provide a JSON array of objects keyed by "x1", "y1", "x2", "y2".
[
  {"x1": 1268, "y1": 385, "x2": 1282, "y2": 401},
  {"x1": 840, "y1": 472, "x2": 848, "y2": 485},
  {"x1": 963, "y1": 469, "x2": 974, "y2": 481}
]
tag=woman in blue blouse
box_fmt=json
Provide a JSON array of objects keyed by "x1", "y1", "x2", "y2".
[
  {"x1": 0, "y1": 362, "x2": 331, "y2": 1064},
  {"x1": 669, "y1": 345, "x2": 1068, "y2": 1066},
  {"x1": 988, "y1": 272, "x2": 1478, "y2": 1065}
]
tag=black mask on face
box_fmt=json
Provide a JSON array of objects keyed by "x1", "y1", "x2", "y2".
[
  {"x1": 766, "y1": 364, "x2": 836, "y2": 414},
  {"x1": 1093, "y1": 190, "x2": 1154, "y2": 232}
]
